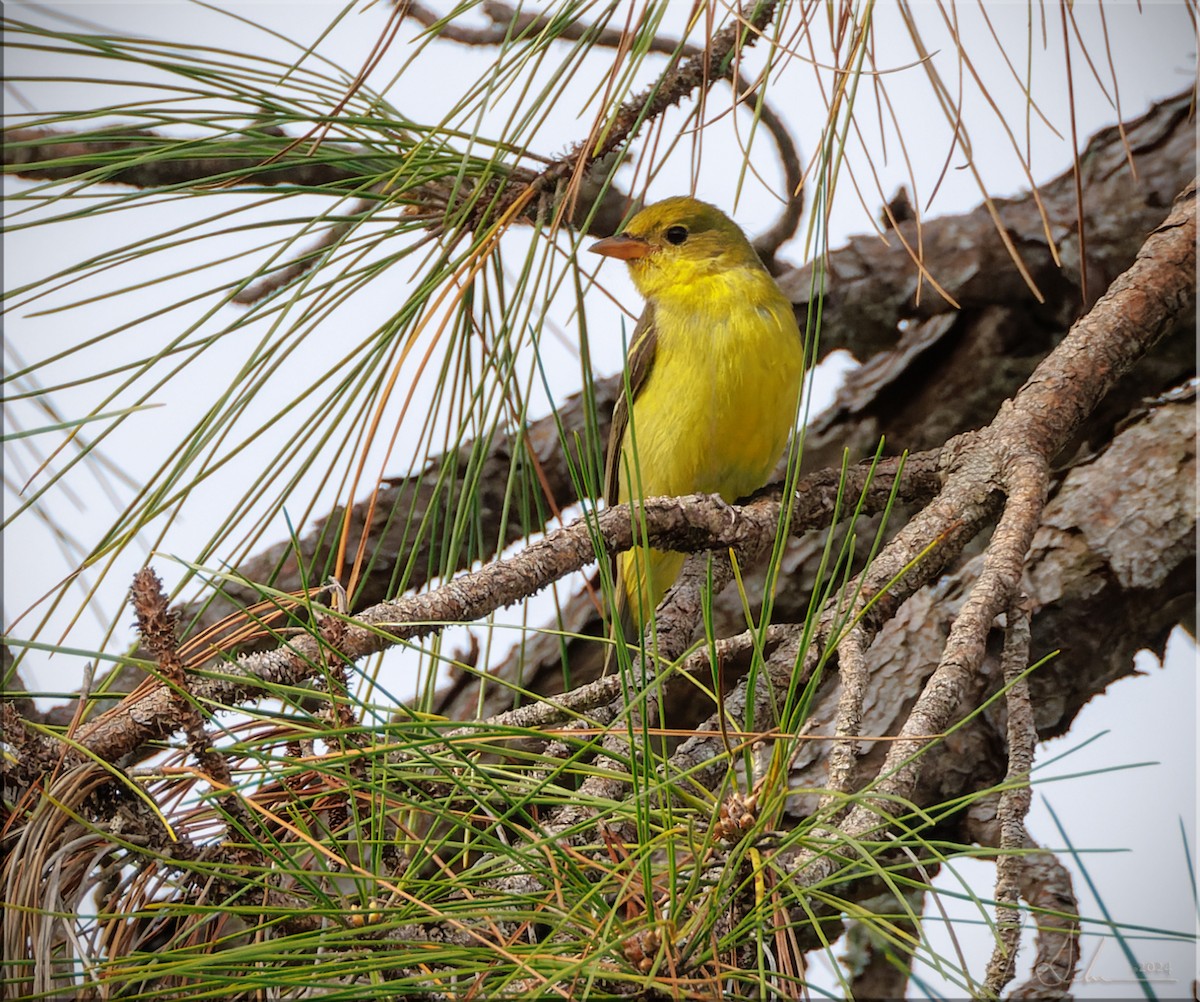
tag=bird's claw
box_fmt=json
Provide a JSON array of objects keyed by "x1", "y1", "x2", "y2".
[{"x1": 711, "y1": 493, "x2": 737, "y2": 531}]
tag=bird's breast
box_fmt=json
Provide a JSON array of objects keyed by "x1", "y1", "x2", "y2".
[{"x1": 620, "y1": 276, "x2": 804, "y2": 505}]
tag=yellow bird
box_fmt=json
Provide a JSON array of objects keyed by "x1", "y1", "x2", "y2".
[{"x1": 589, "y1": 196, "x2": 806, "y2": 647}]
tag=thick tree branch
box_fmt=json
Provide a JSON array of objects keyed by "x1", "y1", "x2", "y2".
[
  {"x1": 4, "y1": 7, "x2": 1196, "y2": 994},
  {"x1": 781, "y1": 384, "x2": 1194, "y2": 812},
  {"x1": 163, "y1": 91, "x2": 1195, "y2": 662},
  {"x1": 7, "y1": 207, "x2": 1190, "y2": 1002},
  {"x1": 320, "y1": 191, "x2": 1196, "y2": 968}
]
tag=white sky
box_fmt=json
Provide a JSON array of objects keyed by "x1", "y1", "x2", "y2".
[{"x1": 4, "y1": 2, "x2": 1197, "y2": 997}]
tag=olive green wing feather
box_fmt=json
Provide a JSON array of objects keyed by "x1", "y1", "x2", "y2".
[
  {"x1": 603, "y1": 306, "x2": 658, "y2": 507},
  {"x1": 603, "y1": 306, "x2": 658, "y2": 663}
]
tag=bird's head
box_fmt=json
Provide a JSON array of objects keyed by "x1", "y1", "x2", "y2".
[{"x1": 588, "y1": 196, "x2": 762, "y2": 301}]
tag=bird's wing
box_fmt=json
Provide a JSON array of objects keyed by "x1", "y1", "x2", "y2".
[
  {"x1": 603, "y1": 305, "x2": 658, "y2": 507},
  {"x1": 602, "y1": 306, "x2": 658, "y2": 659}
]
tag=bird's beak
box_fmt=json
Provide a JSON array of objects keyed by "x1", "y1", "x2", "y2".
[{"x1": 588, "y1": 233, "x2": 655, "y2": 260}]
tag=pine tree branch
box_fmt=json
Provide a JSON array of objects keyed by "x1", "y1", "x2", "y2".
[
  {"x1": 3, "y1": 126, "x2": 367, "y2": 188},
  {"x1": 28, "y1": 453, "x2": 933, "y2": 768},
  {"x1": 401, "y1": 0, "x2": 804, "y2": 260}
]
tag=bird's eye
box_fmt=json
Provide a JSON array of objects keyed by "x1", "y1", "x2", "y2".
[{"x1": 665, "y1": 225, "x2": 688, "y2": 245}]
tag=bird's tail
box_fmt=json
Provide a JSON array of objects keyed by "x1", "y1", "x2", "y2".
[
  {"x1": 602, "y1": 547, "x2": 684, "y2": 673},
  {"x1": 603, "y1": 587, "x2": 640, "y2": 675}
]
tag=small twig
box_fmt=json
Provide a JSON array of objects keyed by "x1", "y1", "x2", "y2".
[
  {"x1": 230, "y1": 211, "x2": 360, "y2": 306},
  {"x1": 967, "y1": 801, "x2": 1081, "y2": 1000},
  {"x1": 822, "y1": 621, "x2": 869, "y2": 801},
  {"x1": 403, "y1": 0, "x2": 803, "y2": 256},
  {"x1": 483, "y1": 1, "x2": 782, "y2": 225},
  {"x1": 983, "y1": 596, "x2": 1036, "y2": 995},
  {"x1": 747, "y1": 89, "x2": 807, "y2": 268},
  {"x1": 1008, "y1": 848, "x2": 1081, "y2": 1000}
]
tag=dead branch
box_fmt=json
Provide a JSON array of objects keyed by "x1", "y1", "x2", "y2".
[
  {"x1": 984, "y1": 598, "x2": 1036, "y2": 995},
  {"x1": 968, "y1": 800, "x2": 1081, "y2": 1000}
]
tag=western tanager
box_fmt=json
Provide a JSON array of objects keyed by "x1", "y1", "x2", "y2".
[{"x1": 589, "y1": 196, "x2": 805, "y2": 646}]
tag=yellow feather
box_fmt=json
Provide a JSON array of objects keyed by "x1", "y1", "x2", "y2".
[{"x1": 591, "y1": 197, "x2": 806, "y2": 633}]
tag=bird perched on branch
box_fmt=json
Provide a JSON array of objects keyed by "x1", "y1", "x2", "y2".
[{"x1": 589, "y1": 196, "x2": 806, "y2": 657}]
